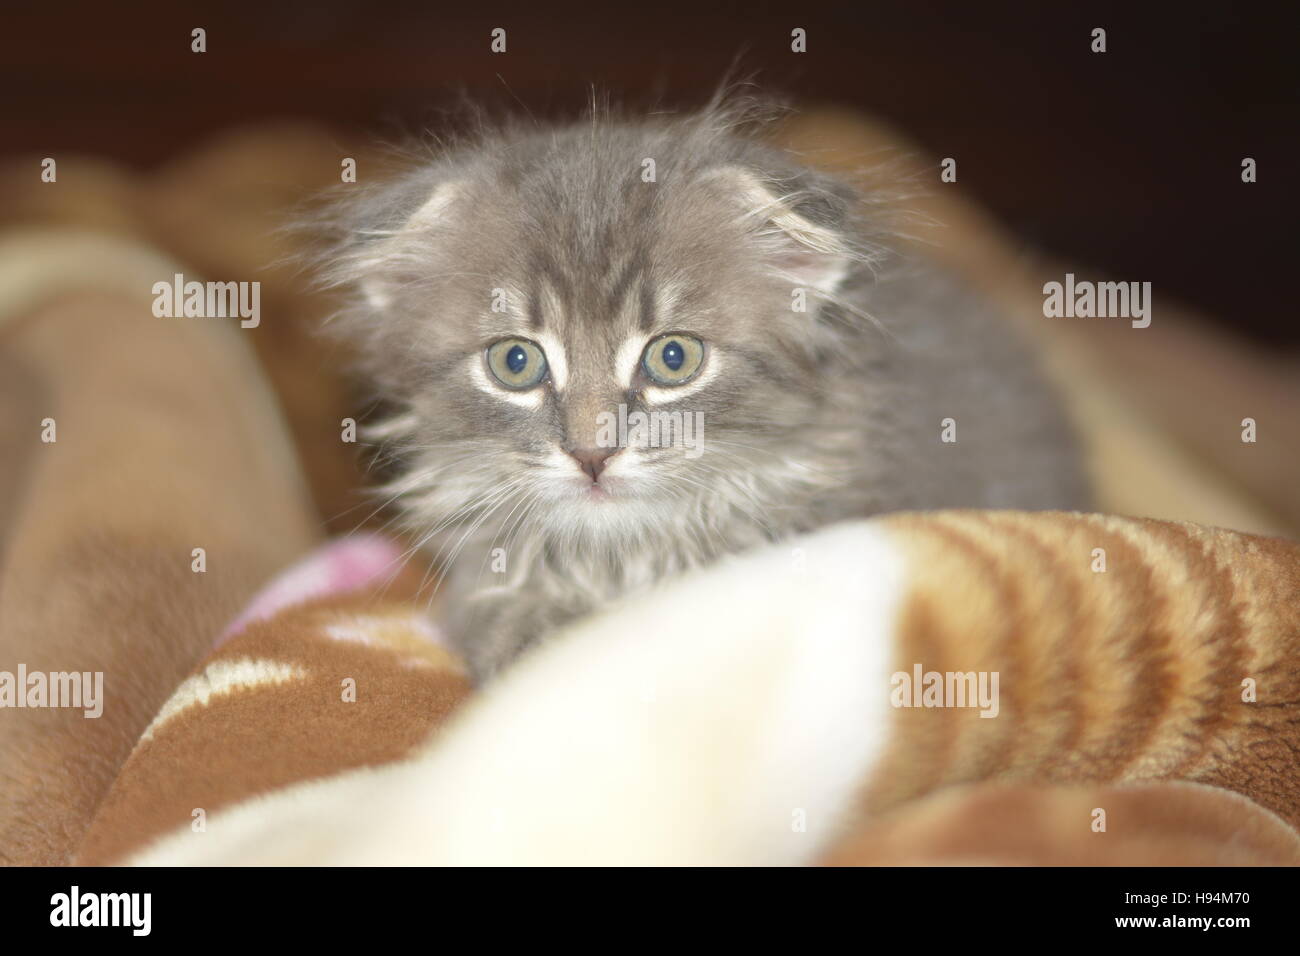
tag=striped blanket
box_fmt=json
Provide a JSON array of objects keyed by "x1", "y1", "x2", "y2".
[{"x1": 70, "y1": 514, "x2": 1300, "y2": 866}]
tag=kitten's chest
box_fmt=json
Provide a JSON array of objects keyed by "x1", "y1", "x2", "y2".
[{"x1": 452, "y1": 531, "x2": 710, "y2": 608}]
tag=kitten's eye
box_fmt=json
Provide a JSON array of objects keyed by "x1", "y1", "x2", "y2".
[
  {"x1": 641, "y1": 334, "x2": 705, "y2": 386},
  {"x1": 486, "y1": 338, "x2": 548, "y2": 390}
]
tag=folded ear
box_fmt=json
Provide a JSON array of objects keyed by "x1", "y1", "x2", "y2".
[
  {"x1": 348, "y1": 178, "x2": 463, "y2": 311},
  {"x1": 712, "y1": 165, "x2": 861, "y2": 300}
]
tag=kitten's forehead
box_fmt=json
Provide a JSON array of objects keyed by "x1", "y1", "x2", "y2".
[
  {"x1": 499, "y1": 173, "x2": 755, "y2": 336},
  {"x1": 523, "y1": 257, "x2": 737, "y2": 395}
]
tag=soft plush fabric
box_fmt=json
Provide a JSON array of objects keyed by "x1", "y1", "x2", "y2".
[
  {"x1": 0, "y1": 236, "x2": 319, "y2": 865},
  {"x1": 1, "y1": 109, "x2": 1296, "y2": 866},
  {"x1": 75, "y1": 512, "x2": 1300, "y2": 865}
]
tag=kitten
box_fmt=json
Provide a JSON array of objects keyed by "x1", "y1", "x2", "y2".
[{"x1": 320, "y1": 100, "x2": 1090, "y2": 679}]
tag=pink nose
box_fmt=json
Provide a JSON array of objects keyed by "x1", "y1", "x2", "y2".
[{"x1": 568, "y1": 447, "x2": 619, "y2": 482}]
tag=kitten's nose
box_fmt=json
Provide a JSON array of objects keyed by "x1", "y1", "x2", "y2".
[{"x1": 568, "y1": 447, "x2": 619, "y2": 482}]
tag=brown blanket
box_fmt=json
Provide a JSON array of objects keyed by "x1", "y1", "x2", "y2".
[{"x1": 71, "y1": 510, "x2": 1300, "y2": 866}]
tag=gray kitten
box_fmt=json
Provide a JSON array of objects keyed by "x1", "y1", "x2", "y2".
[{"x1": 320, "y1": 101, "x2": 1089, "y2": 679}]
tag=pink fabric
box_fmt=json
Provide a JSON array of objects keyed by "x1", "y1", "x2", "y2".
[{"x1": 217, "y1": 536, "x2": 407, "y2": 646}]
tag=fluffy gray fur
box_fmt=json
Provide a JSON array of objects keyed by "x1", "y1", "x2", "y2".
[{"x1": 317, "y1": 99, "x2": 1090, "y2": 679}]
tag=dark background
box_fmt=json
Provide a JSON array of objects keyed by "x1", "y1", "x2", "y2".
[{"x1": 2, "y1": 0, "x2": 1296, "y2": 345}]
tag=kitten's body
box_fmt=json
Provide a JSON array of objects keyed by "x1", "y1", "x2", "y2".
[{"x1": 324, "y1": 104, "x2": 1089, "y2": 678}]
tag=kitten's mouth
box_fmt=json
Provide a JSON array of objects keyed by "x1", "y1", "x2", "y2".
[
  {"x1": 560, "y1": 466, "x2": 632, "y2": 505},
  {"x1": 571, "y1": 473, "x2": 628, "y2": 503}
]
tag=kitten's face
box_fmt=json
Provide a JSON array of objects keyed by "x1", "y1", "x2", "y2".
[{"x1": 345, "y1": 124, "x2": 861, "y2": 549}]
